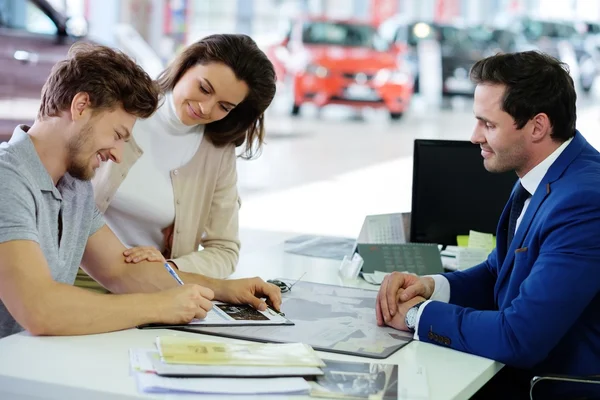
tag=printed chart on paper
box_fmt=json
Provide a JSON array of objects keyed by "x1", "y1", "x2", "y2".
[{"x1": 181, "y1": 281, "x2": 413, "y2": 358}]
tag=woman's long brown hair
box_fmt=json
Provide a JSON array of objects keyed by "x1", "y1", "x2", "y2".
[{"x1": 157, "y1": 34, "x2": 276, "y2": 159}]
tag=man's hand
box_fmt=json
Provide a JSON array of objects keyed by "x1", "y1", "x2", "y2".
[
  {"x1": 153, "y1": 284, "x2": 214, "y2": 324},
  {"x1": 377, "y1": 272, "x2": 435, "y2": 323},
  {"x1": 124, "y1": 246, "x2": 165, "y2": 263},
  {"x1": 212, "y1": 277, "x2": 282, "y2": 312},
  {"x1": 376, "y1": 295, "x2": 426, "y2": 331}
]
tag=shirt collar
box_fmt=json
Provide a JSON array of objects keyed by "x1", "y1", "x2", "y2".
[
  {"x1": 8, "y1": 125, "x2": 70, "y2": 196},
  {"x1": 520, "y1": 137, "x2": 573, "y2": 195}
]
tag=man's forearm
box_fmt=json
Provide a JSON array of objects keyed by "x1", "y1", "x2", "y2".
[
  {"x1": 105, "y1": 260, "x2": 222, "y2": 296},
  {"x1": 29, "y1": 282, "x2": 159, "y2": 336}
]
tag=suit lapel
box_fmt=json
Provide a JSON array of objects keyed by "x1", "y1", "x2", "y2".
[
  {"x1": 495, "y1": 187, "x2": 513, "y2": 268},
  {"x1": 495, "y1": 131, "x2": 587, "y2": 292}
]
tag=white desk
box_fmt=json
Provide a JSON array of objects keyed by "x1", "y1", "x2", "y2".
[{"x1": 0, "y1": 243, "x2": 502, "y2": 400}]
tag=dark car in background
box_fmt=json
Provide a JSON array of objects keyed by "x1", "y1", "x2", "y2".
[
  {"x1": 0, "y1": 0, "x2": 88, "y2": 140},
  {"x1": 379, "y1": 19, "x2": 487, "y2": 97},
  {"x1": 510, "y1": 18, "x2": 599, "y2": 92}
]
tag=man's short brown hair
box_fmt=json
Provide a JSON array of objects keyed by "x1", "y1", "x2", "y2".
[{"x1": 39, "y1": 42, "x2": 159, "y2": 120}]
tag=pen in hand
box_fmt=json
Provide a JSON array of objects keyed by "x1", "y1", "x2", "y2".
[{"x1": 164, "y1": 262, "x2": 184, "y2": 285}]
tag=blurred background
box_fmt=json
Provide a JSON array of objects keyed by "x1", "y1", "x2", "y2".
[{"x1": 3, "y1": 0, "x2": 600, "y2": 253}]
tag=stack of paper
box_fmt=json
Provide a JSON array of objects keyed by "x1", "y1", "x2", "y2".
[
  {"x1": 156, "y1": 336, "x2": 325, "y2": 367},
  {"x1": 129, "y1": 348, "x2": 324, "y2": 378},
  {"x1": 130, "y1": 344, "x2": 427, "y2": 398},
  {"x1": 131, "y1": 336, "x2": 326, "y2": 396}
]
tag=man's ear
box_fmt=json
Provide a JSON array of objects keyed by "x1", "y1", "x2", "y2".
[
  {"x1": 530, "y1": 113, "x2": 552, "y2": 143},
  {"x1": 70, "y1": 92, "x2": 91, "y2": 122}
]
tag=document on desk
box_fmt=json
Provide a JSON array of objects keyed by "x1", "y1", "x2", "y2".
[
  {"x1": 155, "y1": 336, "x2": 324, "y2": 367},
  {"x1": 129, "y1": 348, "x2": 324, "y2": 377},
  {"x1": 181, "y1": 281, "x2": 414, "y2": 359},
  {"x1": 310, "y1": 359, "x2": 398, "y2": 400},
  {"x1": 139, "y1": 302, "x2": 293, "y2": 328},
  {"x1": 136, "y1": 373, "x2": 310, "y2": 395}
]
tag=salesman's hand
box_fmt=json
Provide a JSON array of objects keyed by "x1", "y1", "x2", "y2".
[
  {"x1": 377, "y1": 272, "x2": 435, "y2": 323},
  {"x1": 212, "y1": 277, "x2": 282, "y2": 312},
  {"x1": 154, "y1": 284, "x2": 214, "y2": 324},
  {"x1": 376, "y1": 295, "x2": 426, "y2": 331},
  {"x1": 124, "y1": 246, "x2": 165, "y2": 263}
]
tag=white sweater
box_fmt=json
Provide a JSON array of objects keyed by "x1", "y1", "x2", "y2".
[{"x1": 104, "y1": 93, "x2": 204, "y2": 249}]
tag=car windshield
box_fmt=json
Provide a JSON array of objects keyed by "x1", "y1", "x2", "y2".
[
  {"x1": 302, "y1": 21, "x2": 388, "y2": 51},
  {"x1": 0, "y1": 0, "x2": 57, "y2": 34},
  {"x1": 522, "y1": 20, "x2": 577, "y2": 40},
  {"x1": 407, "y1": 23, "x2": 467, "y2": 47}
]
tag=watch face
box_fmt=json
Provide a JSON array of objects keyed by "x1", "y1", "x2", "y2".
[{"x1": 406, "y1": 307, "x2": 417, "y2": 328}]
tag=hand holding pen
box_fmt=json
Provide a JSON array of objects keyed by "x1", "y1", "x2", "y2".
[{"x1": 153, "y1": 262, "x2": 214, "y2": 324}]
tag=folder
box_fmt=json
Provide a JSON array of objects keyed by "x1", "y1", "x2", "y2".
[{"x1": 356, "y1": 213, "x2": 443, "y2": 275}]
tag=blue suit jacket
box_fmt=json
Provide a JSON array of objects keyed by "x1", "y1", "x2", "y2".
[{"x1": 419, "y1": 132, "x2": 600, "y2": 387}]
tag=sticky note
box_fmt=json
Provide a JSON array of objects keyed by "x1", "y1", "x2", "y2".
[
  {"x1": 468, "y1": 230, "x2": 495, "y2": 251},
  {"x1": 456, "y1": 235, "x2": 469, "y2": 247}
]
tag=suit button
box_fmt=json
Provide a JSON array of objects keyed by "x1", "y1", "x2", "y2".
[
  {"x1": 444, "y1": 338, "x2": 451, "y2": 345},
  {"x1": 176, "y1": 200, "x2": 180, "y2": 205},
  {"x1": 428, "y1": 332, "x2": 434, "y2": 340}
]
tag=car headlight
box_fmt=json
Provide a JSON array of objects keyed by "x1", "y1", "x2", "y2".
[
  {"x1": 374, "y1": 69, "x2": 411, "y2": 85},
  {"x1": 390, "y1": 71, "x2": 410, "y2": 84},
  {"x1": 305, "y1": 64, "x2": 328, "y2": 78}
]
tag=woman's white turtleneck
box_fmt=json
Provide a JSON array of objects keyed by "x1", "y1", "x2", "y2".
[{"x1": 103, "y1": 93, "x2": 204, "y2": 250}]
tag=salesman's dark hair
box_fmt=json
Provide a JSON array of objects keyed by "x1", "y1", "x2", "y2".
[{"x1": 470, "y1": 51, "x2": 576, "y2": 142}]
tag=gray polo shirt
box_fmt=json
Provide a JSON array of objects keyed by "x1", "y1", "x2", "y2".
[{"x1": 0, "y1": 126, "x2": 105, "y2": 338}]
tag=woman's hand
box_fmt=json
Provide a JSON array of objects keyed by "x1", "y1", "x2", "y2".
[{"x1": 123, "y1": 246, "x2": 166, "y2": 263}]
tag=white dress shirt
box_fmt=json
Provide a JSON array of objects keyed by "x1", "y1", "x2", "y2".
[{"x1": 414, "y1": 137, "x2": 573, "y2": 340}]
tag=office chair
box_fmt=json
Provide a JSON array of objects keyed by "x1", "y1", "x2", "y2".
[{"x1": 529, "y1": 374, "x2": 600, "y2": 400}]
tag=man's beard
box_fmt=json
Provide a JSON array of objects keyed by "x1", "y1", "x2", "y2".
[{"x1": 66, "y1": 123, "x2": 95, "y2": 181}]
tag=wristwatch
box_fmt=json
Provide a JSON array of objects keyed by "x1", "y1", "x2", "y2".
[{"x1": 405, "y1": 301, "x2": 426, "y2": 333}]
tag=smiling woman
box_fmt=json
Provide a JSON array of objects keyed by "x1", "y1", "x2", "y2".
[{"x1": 74, "y1": 34, "x2": 277, "y2": 292}]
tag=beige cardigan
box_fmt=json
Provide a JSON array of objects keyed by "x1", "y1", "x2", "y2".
[{"x1": 91, "y1": 135, "x2": 240, "y2": 278}]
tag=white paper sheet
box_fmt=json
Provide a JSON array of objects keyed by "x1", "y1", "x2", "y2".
[
  {"x1": 361, "y1": 270, "x2": 391, "y2": 285},
  {"x1": 129, "y1": 349, "x2": 156, "y2": 373},
  {"x1": 136, "y1": 373, "x2": 310, "y2": 395},
  {"x1": 456, "y1": 248, "x2": 489, "y2": 271}
]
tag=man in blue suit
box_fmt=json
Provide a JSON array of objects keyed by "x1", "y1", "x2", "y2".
[{"x1": 377, "y1": 51, "x2": 600, "y2": 399}]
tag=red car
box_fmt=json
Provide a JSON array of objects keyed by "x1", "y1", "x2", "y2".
[{"x1": 267, "y1": 18, "x2": 413, "y2": 120}]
